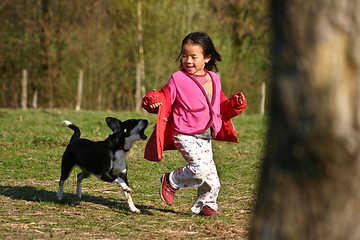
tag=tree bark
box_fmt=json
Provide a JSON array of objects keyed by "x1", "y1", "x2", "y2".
[{"x1": 251, "y1": 0, "x2": 360, "y2": 240}]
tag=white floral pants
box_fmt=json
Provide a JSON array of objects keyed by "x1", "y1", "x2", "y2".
[{"x1": 169, "y1": 131, "x2": 220, "y2": 214}]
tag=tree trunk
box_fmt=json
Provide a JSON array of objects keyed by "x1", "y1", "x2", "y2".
[
  {"x1": 251, "y1": 0, "x2": 360, "y2": 240},
  {"x1": 39, "y1": 0, "x2": 53, "y2": 108}
]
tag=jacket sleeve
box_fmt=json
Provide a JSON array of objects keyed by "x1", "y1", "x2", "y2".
[
  {"x1": 142, "y1": 90, "x2": 164, "y2": 114},
  {"x1": 220, "y1": 90, "x2": 247, "y2": 120}
]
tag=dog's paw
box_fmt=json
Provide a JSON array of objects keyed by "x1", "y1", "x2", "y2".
[
  {"x1": 56, "y1": 191, "x2": 63, "y2": 200},
  {"x1": 116, "y1": 178, "x2": 132, "y2": 192},
  {"x1": 130, "y1": 207, "x2": 141, "y2": 213}
]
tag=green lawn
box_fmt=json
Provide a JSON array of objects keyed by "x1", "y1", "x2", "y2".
[{"x1": 0, "y1": 108, "x2": 265, "y2": 239}]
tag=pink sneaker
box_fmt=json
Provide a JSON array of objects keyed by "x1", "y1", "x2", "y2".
[
  {"x1": 160, "y1": 173, "x2": 178, "y2": 205},
  {"x1": 200, "y1": 205, "x2": 218, "y2": 218}
]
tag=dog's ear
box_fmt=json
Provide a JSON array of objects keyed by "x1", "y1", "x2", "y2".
[{"x1": 105, "y1": 117, "x2": 123, "y2": 133}]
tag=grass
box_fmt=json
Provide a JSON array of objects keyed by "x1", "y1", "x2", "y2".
[{"x1": 0, "y1": 108, "x2": 265, "y2": 239}]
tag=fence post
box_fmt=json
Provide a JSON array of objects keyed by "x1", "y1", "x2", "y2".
[
  {"x1": 135, "y1": 1, "x2": 145, "y2": 112},
  {"x1": 21, "y1": 69, "x2": 27, "y2": 110},
  {"x1": 259, "y1": 82, "x2": 266, "y2": 114},
  {"x1": 76, "y1": 70, "x2": 83, "y2": 112},
  {"x1": 135, "y1": 63, "x2": 141, "y2": 111},
  {"x1": 32, "y1": 90, "x2": 38, "y2": 109}
]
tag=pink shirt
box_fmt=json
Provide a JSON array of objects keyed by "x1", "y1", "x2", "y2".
[{"x1": 166, "y1": 70, "x2": 223, "y2": 137}]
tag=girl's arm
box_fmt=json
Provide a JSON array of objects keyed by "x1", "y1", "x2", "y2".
[
  {"x1": 234, "y1": 92, "x2": 246, "y2": 106},
  {"x1": 142, "y1": 90, "x2": 164, "y2": 114},
  {"x1": 143, "y1": 75, "x2": 176, "y2": 114},
  {"x1": 220, "y1": 90, "x2": 247, "y2": 119}
]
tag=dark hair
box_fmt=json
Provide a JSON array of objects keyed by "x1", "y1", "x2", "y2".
[{"x1": 177, "y1": 32, "x2": 222, "y2": 72}]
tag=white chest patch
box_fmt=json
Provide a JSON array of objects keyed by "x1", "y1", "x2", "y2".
[{"x1": 112, "y1": 150, "x2": 128, "y2": 176}]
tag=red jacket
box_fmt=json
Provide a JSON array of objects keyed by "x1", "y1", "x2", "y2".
[{"x1": 142, "y1": 86, "x2": 246, "y2": 161}]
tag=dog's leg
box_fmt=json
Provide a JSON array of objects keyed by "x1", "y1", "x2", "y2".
[
  {"x1": 113, "y1": 155, "x2": 132, "y2": 192},
  {"x1": 114, "y1": 177, "x2": 132, "y2": 193},
  {"x1": 76, "y1": 172, "x2": 90, "y2": 198},
  {"x1": 123, "y1": 191, "x2": 140, "y2": 213},
  {"x1": 57, "y1": 151, "x2": 75, "y2": 200},
  {"x1": 114, "y1": 177, "x2": 139, "y2": 213},
  {"x1": 57, "y1": 180, "x2": 65, "y2": 200}
]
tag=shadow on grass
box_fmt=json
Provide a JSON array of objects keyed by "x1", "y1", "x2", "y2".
[{"x1": 0, "y1": 185, "x2": 186, "y2": 216}]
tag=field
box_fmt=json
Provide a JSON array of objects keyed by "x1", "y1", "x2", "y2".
[{"x1": 0, "y1": 108, "x2": 265, "y2": 239}]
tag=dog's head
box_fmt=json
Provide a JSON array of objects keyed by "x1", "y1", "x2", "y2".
[{"x1": 105, "y1": 117, "x2": 148, "y2": 149}]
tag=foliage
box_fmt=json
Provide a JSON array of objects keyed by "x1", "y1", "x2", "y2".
[
  {"x1": 0, "y1": 108, "x2": 265, "y2": 239},
  {"x1": 0, "y1": 0, "x2": 271, "y2": 113}
]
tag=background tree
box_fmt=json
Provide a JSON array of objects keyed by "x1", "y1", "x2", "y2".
[
  {"x1": 251, "y1": 0, "x2": 360, "y2": 239},
  {"x1": 0, "y1": 1, "x2": 29, "y2": 107},
  {"x1": 210, "y1": 0, "x2": 271, "y2": 107},
  {"x1": 0, "y1": 0, "x2": 270, "y2": 112}
]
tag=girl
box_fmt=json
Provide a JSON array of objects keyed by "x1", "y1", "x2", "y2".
[{"x1": 142, "y1": 32, "x2": 246, "y2": 218}]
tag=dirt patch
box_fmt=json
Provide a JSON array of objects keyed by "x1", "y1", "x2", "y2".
[{"x1": 32, "y1": 139, "x2": 67, "y2": 147}]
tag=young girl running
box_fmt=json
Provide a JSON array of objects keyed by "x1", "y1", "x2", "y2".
[{"x1": 142, "y1": 32, "x2": 247, "y2": 218}]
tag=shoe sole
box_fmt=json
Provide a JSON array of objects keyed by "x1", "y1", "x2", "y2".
[{"x1": 160, "y1": 174, "x2": 173, "y2": 205}]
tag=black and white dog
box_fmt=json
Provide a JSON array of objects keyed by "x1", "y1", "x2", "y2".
[{"x1": 57, "y1": 117, "x2": 148, "y2": 213}]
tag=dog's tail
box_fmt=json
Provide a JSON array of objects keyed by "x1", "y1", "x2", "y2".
[{"x1": 61, "y1": 120, "x2": 80, "y2": 142}]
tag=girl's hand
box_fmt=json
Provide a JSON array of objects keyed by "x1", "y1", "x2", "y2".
[
  {"x1": 235, "y1": 92, "x2": 245, "y2": 105},
  {"x1": 150, "y1": 102, "x2": 163, "y2": 108}
]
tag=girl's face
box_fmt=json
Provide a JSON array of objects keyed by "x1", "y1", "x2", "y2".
[{"x1": 181, "y1": 42, "x2": 211, "y2": 75}]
